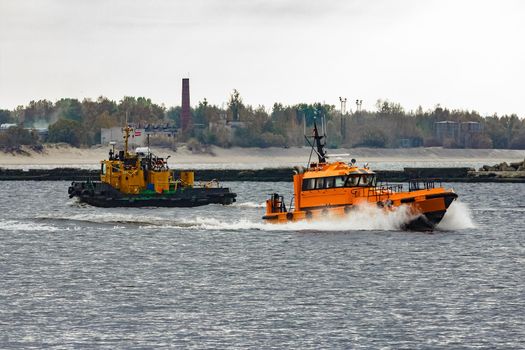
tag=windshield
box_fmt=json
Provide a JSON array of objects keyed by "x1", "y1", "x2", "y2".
[
  {"x1": 357, "y1": 175, "x2": 376, "y2": 187},
  {"x1": 302, "y1": 174, "x2": 376, "y2": 190}
]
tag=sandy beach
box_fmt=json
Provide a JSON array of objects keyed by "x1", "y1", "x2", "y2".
[{"x1": 1, "y1": 144, "x2": 523, "y2": 170}]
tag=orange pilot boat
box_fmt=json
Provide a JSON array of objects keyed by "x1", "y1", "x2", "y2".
[{"x1": 263, "y1": 120, "x2": 458, "y2": 231}]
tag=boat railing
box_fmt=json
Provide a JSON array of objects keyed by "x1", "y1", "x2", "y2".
[
  {"x1": 268, "y1": 193, "x2": 287, "y2": 213},
  {"x1": 288, "y1": 195, "x2": 295, "y2": 212},
  {"x1": 408, "y1": 178, "x2": 442, "y2": 192},
  {"x1": 367, "y1": 182, "x2": 404, "y2": 201}
]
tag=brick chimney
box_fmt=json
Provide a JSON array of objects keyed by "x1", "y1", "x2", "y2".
[{"x1": 181, "y1": 78, "x2": 192, "y2": 133}]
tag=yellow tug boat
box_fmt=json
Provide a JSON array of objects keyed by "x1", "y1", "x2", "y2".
[
  {"x1": 263, "y1": 121, "x2": 457, "y2": 231},
  {"x1": 68, "y1": 125, "x2": 236, "y2": 207}
]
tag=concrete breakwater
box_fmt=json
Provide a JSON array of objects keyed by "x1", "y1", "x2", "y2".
[{"x1": 1, "y1": 167, "x2": 524, "y2": 182}]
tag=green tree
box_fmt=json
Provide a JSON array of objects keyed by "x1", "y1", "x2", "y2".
[
  {"x1": 228, "y1": 89, "x2": 243, "y2": 121},
  {"x1": 510, "y1": 128, "x2": 525, "y2": 149},
  {"x1": 167, "y1": 106, "x2": 181, "y2": 127},
  {"x1": 354, "y1": 126, "x2": 388, "y2": 148},
  {"x1": 18, "y1": 100, "x2": 55, "y2": 127},
  {"x1": 117, "y1": 96, "x2": 165, "y2": 124},
  {"x1": 0, "y1": 109, "x2": 13, "y2": 124},
  {"x1": 48, "y1": 119, "x2": 83, "y2": 146},
  {"x1": 194, "y1": 99, "x2": 211, "y2": 126},
  {"x1": 55, "y1": 98, "x2": 82, "y2": 122},
  {"x1": 293, "y1": 103, "x2": 336, "y2": 128},
  {"x1": 81, "y1": 97, "x2": 118, "y2": 145}
]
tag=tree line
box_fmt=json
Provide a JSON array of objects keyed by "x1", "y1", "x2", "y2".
[{"x1": 1, "y1": 93, "x2": 525, "y2": 150}]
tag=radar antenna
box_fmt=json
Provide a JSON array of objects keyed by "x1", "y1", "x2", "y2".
[{"x1": 304, "y1": 117, "x2": 327, "y2": 166}]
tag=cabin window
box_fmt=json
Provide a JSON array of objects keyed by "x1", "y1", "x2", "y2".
[
  {"x1": 303, "y1": 176, "x2": 352, "y2": 190},
  {"x1": 345, "y1": 176, "x2": 359, "y2": 187},
  {"x1": 335, "y1": 176, "x2": 346, "y2": 187},
  {"x1": 101, "y1": 163, "x2": 106, "y2": 175},
  {"x1": 357, "y1": 175, "x2": 376, "y2": 187},
  {"x1": 302, "y1": 178, "x2": 316, "y2": 190}
]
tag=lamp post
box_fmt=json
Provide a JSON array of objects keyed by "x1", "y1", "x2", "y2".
[
  {"x1": 339, "y1": 97, "x2": 347, "y2": 140},
  {"x1": 355, "y1": 100, "x2": 363, "y2": 124},
  {"x1": 355, "y1": 99, "x2": 363, "y2": 112}
]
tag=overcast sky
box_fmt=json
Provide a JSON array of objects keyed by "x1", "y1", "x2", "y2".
[{"x1": 1, "y1": 0, "x2": 524, "y2": 116}]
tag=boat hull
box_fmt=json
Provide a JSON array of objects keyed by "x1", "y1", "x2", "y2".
[
  {"x1": 68, "y1": 181, "x2": 236, "y2": 207},
  {"x1": 263, "y1": 191, "x2": 457, "y2": 231},
  {"x1": 404, "y1": 210, "x2": 447, "y2": 231}
]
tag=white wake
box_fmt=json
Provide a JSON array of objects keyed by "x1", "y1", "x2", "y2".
[
  {"x1": 142, "y1": 204, "x2": 419, "y2": 232},
  {"x1": 436, "y1": 201, "x2": 476, "y2": 230},
  {"x1": 232, "y1": 201, "x2": 266, "y2": 208}
]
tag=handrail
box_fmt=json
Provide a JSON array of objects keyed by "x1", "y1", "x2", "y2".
[
  {"x1": 367, "y1": 182, "x2": 404, "y2": 201},
  {"x1": 408, "y1": 178, "x2": 442, "y2": 192},
  {"x1": 267, "y1": 193, "x2": 287, "y2": 213}
]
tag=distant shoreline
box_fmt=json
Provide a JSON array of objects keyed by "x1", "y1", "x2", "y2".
[{"x1": 0, "y1": 144, "x2": 523, "y2": 170}]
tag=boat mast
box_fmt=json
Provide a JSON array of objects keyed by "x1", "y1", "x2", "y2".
[
  {"x1": 312, "y1": 120, "x2": 326, "y2": 163},
  {"x1": 123, "y1": 111, "x2": 132, "y2": 158}
]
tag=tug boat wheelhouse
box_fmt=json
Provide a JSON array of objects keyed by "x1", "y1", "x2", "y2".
[
  {"x1": 263, "y1": 121, "x2": 457, "y2": 231},
  {"x1": 68, "y1": 125, "x2": 236, "y2": 207}
]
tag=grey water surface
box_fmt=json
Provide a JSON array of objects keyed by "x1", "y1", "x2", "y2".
[{"x1": 0, "y1": 181, "x2": 524, "y2": 349}]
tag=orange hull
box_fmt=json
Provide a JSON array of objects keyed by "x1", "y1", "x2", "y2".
[{"x1": 263, "y1": 188, "x2": 456, "y2": 230}]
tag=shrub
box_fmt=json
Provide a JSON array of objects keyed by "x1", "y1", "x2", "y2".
[
  {"x1": 47, "y1": 119, "x2": 83, "y2": 147},
  {"x1": 469, "y1": 134, "x2": 493, "y2": 149},
  {"x1": 0, "y1": 126, "x2": 41, "y2": 152},
  {"x1": 354, "y1": 127, "x2": 388, "y2": 148},
  {"x1": 148, "y1": 135, "x2": 177, "y2": 151},
  {"x1": 510, "y1": 129, "x2": 525, "y2": 149}
]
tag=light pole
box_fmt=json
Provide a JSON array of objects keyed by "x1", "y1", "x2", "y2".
[
  {"x1": 355, "y1": 100, "x2": 363, "y2": 124},
  {"x1": 355, "y1": 99, "x2": 363, "y2": 112},
  {"x1": 339, "y1": 97, "x2": 347, "y2": 140},
  {"x1": 339, "y1": 97, "x2": 347, "y2": 115}
]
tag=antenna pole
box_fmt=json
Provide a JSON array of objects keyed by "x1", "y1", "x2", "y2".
[
  {"x1": 339, "y1": 97, "x2": 347, "y2": 140},
  {"x1": 123, "y1": 111, "x2": 129, "y2": 156},
  {"x1": 313, "y1": 119, "x2": 326, "y2": 163},
  {"x1": 305, "y1": 135, "x2": 314, "y2": 168}
]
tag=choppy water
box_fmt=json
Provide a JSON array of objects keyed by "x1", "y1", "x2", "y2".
[{"x1": 0, "y1": 181, "x2": 524, "y2": 349}]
